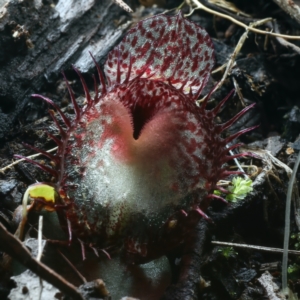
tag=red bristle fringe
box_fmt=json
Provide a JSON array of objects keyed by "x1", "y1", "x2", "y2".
[
  {"x1": 62, "y1": 71, "x2": 81, "y2": 121},
  {"x1": 14, "y1": 155, "x2": 58, "y2": 178},
  {"x1": 32, "y1": 94, "x2": 71, "y2": 128}
]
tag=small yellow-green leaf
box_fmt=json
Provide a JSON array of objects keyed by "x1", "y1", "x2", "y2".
[
  {"x1": 213, "y1": 190, "x2": 221, "y2": 196},
  {"x1": 28, "y1": 183, "x2": 56, "y2": 203},
  {"x1": 226, "y1": 177, "x2": 253, "y2": 202}
]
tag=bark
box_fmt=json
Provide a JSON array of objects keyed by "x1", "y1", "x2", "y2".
[{"x1": 0, "y1": 0, "x2": 132, "y2": 140}]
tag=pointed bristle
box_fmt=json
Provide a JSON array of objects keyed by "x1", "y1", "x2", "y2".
[
  {"x1": 215, "y1": 186, "x2": 231, "y2": 194},
  {"x1": 180, "y1": 209, "x2": 188, "y2": 217},
  {"x1": 89, "y1": 52, "x2": 107, "y2": 94},
  {"x1": 78, "y1": 238, "x2": 86, "y2": 261},
  {"x1": 218, "y1": 103, "x2": 256, "y2": 133},
  {"x1": 225, "y1": 125, "x2": 259, "y2": 144},
  {"x1": 124, "y1": 54, "x2": 132, "y2": 83},
  {"x1": 32, "y1": 94, "x2": 71, "y2": 128},
  {"x1": 62, "y1": 71, "x2": 81, "y2": 120},
  {"x1": 211, "y1": 89, "x2": 234, "y2": 116},
  {"x1": 192, "y1": 75, "x2": 208, "y2": 101},
  {"x1": 135, "y1": 60, "x2": 154, "y2": 80},
  {"x1": 194, "y1": 207, "x2": 210, "y2": 221},
  {"x1": 92, "y1": 74, "x2": 98, "y2": 103},
  {"x1": 116, "y1": 45, "x2": 121, "y2": 84},
  {"x1": 90, "y1": 245, "x2": 99, "y2": 257},
  {"x1": 23, "y1": 143, "x2": 59, "y2": 165},
  {"x1": 179, "y1": 78, "x2": 189, "y2": 92},
  {"x1": 72, "y1": 66, "x2": 93, "y2": 107},
  {"x1": 223, "y1": 152, "x2": 252, "y2": 163},
  {"x1": 45, "y1": 131, "x2": 62, "y2": 147},
  {"x1": 66, "y1": 218, "x2": 72, "y2": 245},
  {"x1": 100, "y1": 249, "x2": 111, "y2": 260},
  {"x1": 200, "y1": 83, "x2": 217, "y2": 111},
  {"x1": 14, "y1": 155, "x2": 58, "y2": 178},
  {"x1": 221, "y1": 170, "x2": 244, "y2": 177},
  {"x1": 48, "y1": 110, "x2": 67, "y2": 139},
  {"x1": 225, "y1": 143, "x2": 243, "y2": 152},
  {"x1": 207, "y1": 193, "x2": 228, "y2": 204}
]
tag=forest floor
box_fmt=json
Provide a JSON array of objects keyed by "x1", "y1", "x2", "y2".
[{"x1": 0, "y1": 0, "x2": 300, "y2": 299}]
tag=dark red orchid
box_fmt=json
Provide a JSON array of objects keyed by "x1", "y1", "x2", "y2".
[{"x1": 18, "y1": 12, "x2": 254, "y2": 264}]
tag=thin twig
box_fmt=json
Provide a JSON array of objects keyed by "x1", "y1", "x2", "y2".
[
  {"x1": 232, "y1": 77, "x2": 246, "y2": 107},
  {"x1": 0, "y1": 146, "x2": 58, "y2": 173},
  {"x1": 0, "y1": 223, "x2": 84, "y2": 300},
  {"x1": 198, "y1": 17, "x2": 271, "y2": 106},
  {"x1": 212, "y1": 241, "x2": 300, "y2": 256},
  {"x1": 58, "y1": 250, "x2": 87, "y2": 284},
  {"x1": 212, "y1": 17, "x2": 272, "y2": 94},
  {"x1": 190, "y1": 0, "x2": 300, "y2": 40},
  {"x1": 273, "y1": 22, "x2": 300, "y2": 54}
]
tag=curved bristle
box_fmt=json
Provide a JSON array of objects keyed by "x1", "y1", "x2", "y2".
[
  {"x1": 180, "y1": 209, "x2": 188, "y2": 217},
  {"x1": 45, "y1": 131, "x2": 62, "y2": 147},
  {"x1": 116, "y1": 45, "x2": 121, "y2": 84},
  {"x1": 92, "y1": 74, "x2": 98, "y2": 103},
  {"x1": 221, "y1": 170, "x2": 244, "y2": 177},
  {"x1": 90, "y1": 245, "x2": 99, "y2": 257},
  {"x1": 66, "y1": 218, "x2": 72, "y2": 245},
  {"x1": 23, "y1": 143, "x2": 59, "y2": 165},
  {"x1": 223, "y1": 152, "x2": 252, "y2": 163},
  {"x1": 62, "y1": 71, "x2": 81, "y2": 121},
  {"x1": 179, "y1": 78, "x2": 189, "y2": 92},
  {"x1": 200, "y1": 83, "x2": 217, "y2": 111},
  {"x1": 78, "y1": 238, "x2": 86, "y2": 261},
  {"x1": 207, "y1": 193, "x2": 228, "y2": 204},
  {"x1": 211, "y1": 89, "x2": 234, "y2": 116},
  {"x1": 135, "y1": 60, "x2": 154, "y2": 80},
  {"x1": 225, "y1": 125, "x2": 259, "y2": 144},
  {"x1": 194, "y1": 207, "x2": 210, "y2": 221},
  {"x1": 218, "y1": 103, "x2": 256, "y2": 133},
  {"x1": 192, "y1": 75, "x2": 208, "y2": 101},
  {"x1": 124, "y1": 53, "x2": 133, "y2": 83},
  {"x1": 215, "y1": 186, "x2": 231, "y2": 194},
  {"x1": 48, "y1": 110, "x2": 67, "y2": 138},
  {"x1": 32, "y1": 94, "x2": 71, "y2": 128},
  {"x1": 89, "y1": 52, "x2": 107, "y2": 95},
  {"x1": 100, "y1": 249, "x2": 111, "y2": 260},
  {"x1": 72, "y1": 66, "x2": 93, "y2": 107},
  {"x1": 225, "y1": 143, "x2": 243, "y2": 152},
  {"x1": 14, "y1": 155, "x2": 58, "y2": 178}
]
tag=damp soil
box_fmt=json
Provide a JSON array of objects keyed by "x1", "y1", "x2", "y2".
[{"x1": 0, "y1": 0, "x2": 300, "y2": 299}]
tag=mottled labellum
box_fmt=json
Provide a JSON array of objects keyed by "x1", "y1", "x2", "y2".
[{"x1": 19, "y1": 13, "x2": 254, "y2": 264}]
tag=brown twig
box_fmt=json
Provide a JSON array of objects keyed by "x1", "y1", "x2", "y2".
[
  {"x1": 0, "y1": 223, "x2": 85, "y2": 300},
  {"x1": 273, "y1": 21, "x2": 300, "y2": 54},
  {"x1": 212, "y1": 241, "x2": 300, "y2": 256},
  {"x1": 190, "y1": 0, "x2": 300, "y2": 39}
]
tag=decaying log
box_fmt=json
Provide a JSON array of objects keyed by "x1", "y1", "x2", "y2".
[{"x1": 0, "y1": 0, "x2": 133, "y2": 140}]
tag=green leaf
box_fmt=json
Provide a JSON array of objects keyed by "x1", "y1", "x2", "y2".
[
  {"x1": 225, "y1": 177, "x2": 253, "y2": 202},
  {"x1": 213, "y1": 190, "x2": 221, "y2": 196}
]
